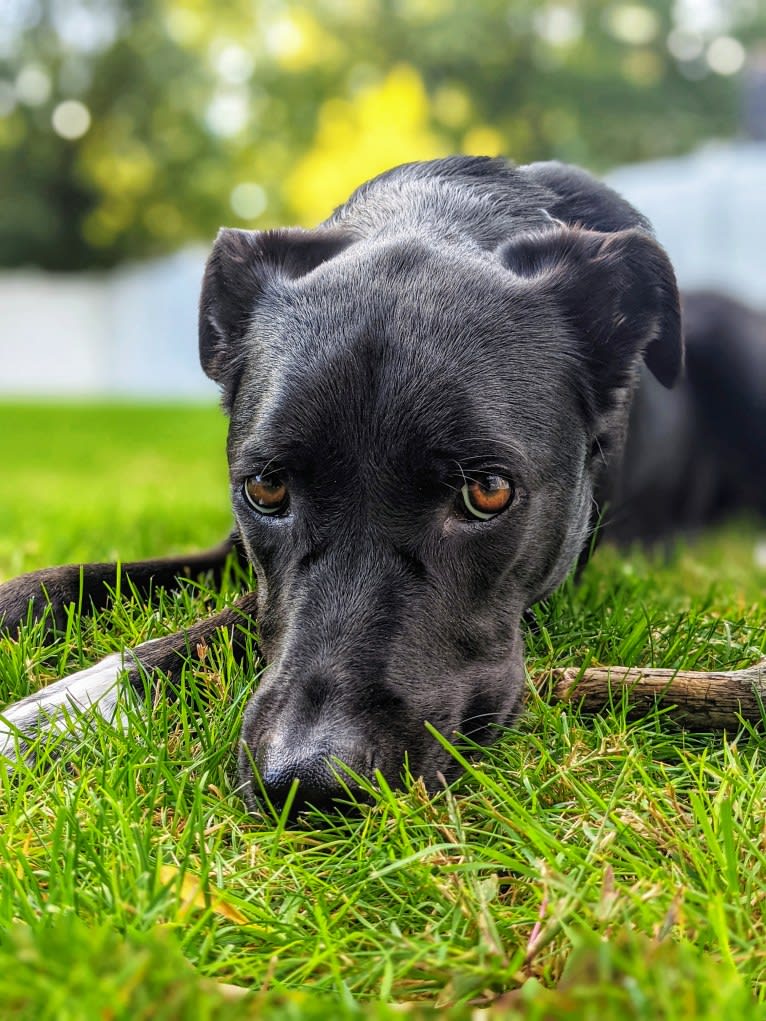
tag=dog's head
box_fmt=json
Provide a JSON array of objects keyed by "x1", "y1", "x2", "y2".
[{"x1": 199, "y1": 207, "x2": 681, "y2": 811}]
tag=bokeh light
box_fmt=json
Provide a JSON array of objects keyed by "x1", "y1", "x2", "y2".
[
  {"x1": 15, "y1": 62, "x2": 50, "y2": 105},
  {"x1": 230, "y1": 182, "x2": 267, "y2": 220},
  {"x1": 51, "y1": 99, "x2": 91, "y2": 140},
  {"x1": 0, "y1": 0, "x2": 762, "y2": 270},
  {"x1": 707, "y1": 35, "x2": 747, "y2": 75}
]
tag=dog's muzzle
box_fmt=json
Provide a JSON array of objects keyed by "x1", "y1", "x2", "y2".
[{"x1": 239, "y1": 727, "x2": 374, "y2": 814}]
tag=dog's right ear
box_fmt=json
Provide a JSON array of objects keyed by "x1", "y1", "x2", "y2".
[{"x1": 199, "y1": 226, "x2": 352, "y2": 392}]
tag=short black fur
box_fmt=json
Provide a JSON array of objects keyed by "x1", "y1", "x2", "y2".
[{"x1": 1, "y1": 157, "x2": 763, "y2": 814}]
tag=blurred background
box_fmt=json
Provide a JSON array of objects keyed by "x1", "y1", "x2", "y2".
[{"x1": 1, "y1": 0, "x2": 765, "y2": 397}]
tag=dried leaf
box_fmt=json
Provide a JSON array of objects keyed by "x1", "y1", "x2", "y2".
[{"x1": 158, "y1": 864, "x2": 248, "y2": 925}]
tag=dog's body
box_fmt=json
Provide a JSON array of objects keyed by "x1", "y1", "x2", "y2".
[
  {"x1": 609, "y1": 289, "x2": 766, "y2": 544},
  {"x1": 1, "y1": 157, "x2": 763, "y2": 810}
]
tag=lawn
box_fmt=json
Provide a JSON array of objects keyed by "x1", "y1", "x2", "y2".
[{"x1": 1, "y1": 402, "x2": 765, "y2": 1019}]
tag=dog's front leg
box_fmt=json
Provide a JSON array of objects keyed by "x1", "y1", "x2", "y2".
[
  {"x1": 0, "y1": 591, "x2": 259, "y2": 764},
  {"x1": 0, "y1": 535, "x2": 245, "y2": 636}
]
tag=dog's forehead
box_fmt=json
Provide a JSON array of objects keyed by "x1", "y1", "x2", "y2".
[
  {"x1": 231, "y1": 241, "x2": 583, "y2": 476},
  {"x1": 290, "y1": 239, "x2": 524, "y2": 335},
  {"x1": 251, "y1": 320, "x2": 479, "y2": 477},
  {"x1": 256, "y1": 239, "x2": 566, "y2": 383}
]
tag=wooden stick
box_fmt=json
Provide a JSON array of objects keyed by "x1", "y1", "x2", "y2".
[{"x1": 537, "y1": 658, "x2": 766, "y2": 728}]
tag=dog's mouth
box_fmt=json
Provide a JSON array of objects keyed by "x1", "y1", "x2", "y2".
[
  {"x1": 235, "y1": 682, "x2": 524, "y2": 817},
  {"x1": 236, "y1": 726, "x2": 503, "y2": 817}
]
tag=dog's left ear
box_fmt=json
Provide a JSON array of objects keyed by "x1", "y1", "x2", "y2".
[
  {"x1": 199, "y1": 226, "x2": 353, "y2": 391},
  {"x1": 500, "y1": 225, "x2": 682, "y2": 403}
]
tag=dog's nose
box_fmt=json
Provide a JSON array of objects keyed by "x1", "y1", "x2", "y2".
[
  {"x1": 254, "y1": 742, "x2": 368, "y2": 813},
  {"x1": 259, "y1": 754, "x2": 339, "y2": 811}
]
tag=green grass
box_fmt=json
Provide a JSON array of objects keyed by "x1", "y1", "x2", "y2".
[{"x1": 1, "y1": 401, "x2": 765, "y2": 1019}]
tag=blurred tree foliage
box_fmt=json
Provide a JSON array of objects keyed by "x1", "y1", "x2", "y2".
[{"x1": 0, "y1": 0, "x2": 764, "y2": 270}]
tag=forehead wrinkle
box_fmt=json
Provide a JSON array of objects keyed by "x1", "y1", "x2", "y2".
[
  {"x1": 255, "y1": 334, "x2": 479, "y2": 489},
  {"x1": 283, "y1": 239, "x2": 498, "y2": 339}
]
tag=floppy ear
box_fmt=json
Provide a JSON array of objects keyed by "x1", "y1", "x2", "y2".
[
  {"x1": 500, "y1": 225, "x2": 682, "y2": 404},
  {"x1": 199, "y1": 226, "x2": 353, "y2": 391}
]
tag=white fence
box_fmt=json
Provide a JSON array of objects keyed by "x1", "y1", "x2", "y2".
[
  {"x1": 608, "y1": 141, "x2": 766, "y2": 310},
  {"x1": 0, "y1": 246, "x2": 213, "y2": 398},
  {"x1": 1, "y1": 142, "x2": 765, "y2": 397}
]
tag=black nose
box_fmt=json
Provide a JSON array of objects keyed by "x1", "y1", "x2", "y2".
[
  {"x1": 249, "y1": 742, "x2": 370, "y2": 814},
  {"x1": 260, "y1": 754, "x2": 341, "y2": 811}
]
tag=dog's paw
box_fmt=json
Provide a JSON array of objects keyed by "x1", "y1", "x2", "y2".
[{"x1": 0, "y1": 654, "x2": 131, "y2": 765}]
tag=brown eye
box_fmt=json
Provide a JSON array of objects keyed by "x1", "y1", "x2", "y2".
[
  {"x1": 243, "y1": 475, "x2": 289, "y2": 515},
  {"x1": 461, "y1": 475, "x2": 514, "y2": 520}
]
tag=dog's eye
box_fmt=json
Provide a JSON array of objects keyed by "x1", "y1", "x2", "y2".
[
  {"x1": 243, "y1": 475, "x2": 289, "y2": 515},
  {"x1": 460, "y1": 475, "x2": 514, "y2": 520}
]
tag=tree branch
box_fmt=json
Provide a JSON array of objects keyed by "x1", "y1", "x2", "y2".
[{"x1": 537, "y1": 658, "x2": 766, "y2": 728}]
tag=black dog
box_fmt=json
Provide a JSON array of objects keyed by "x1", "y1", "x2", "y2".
[
  {"x1": 0, "y1": 157, "x2": 761, "y2": 811},
  {"x1": 607, "y1": 288, "x2": 766, "y2": 544}
]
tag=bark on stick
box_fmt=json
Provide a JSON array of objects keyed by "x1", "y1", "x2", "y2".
[{"x1": 539, "y1": 658, "x2": 766, "y2": 728}]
